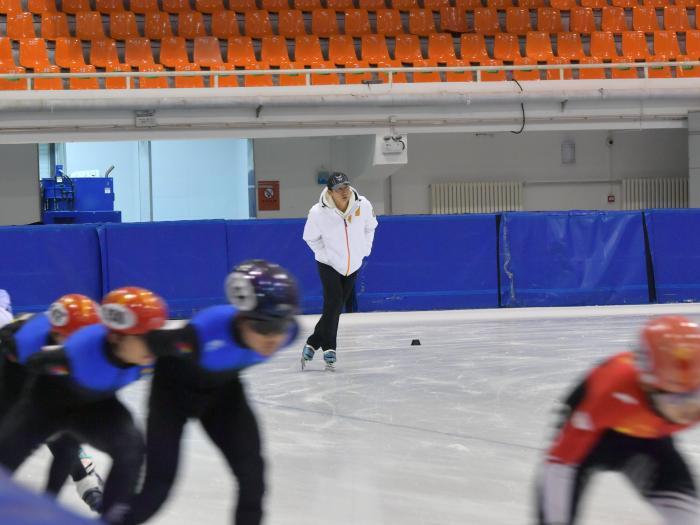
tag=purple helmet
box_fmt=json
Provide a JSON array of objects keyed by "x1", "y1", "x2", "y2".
[{"x1": 225, "y1": 260, "x2": 299, "y2": 332}]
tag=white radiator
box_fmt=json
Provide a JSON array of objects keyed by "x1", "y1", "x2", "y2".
[
  {"x1": 430, "y1": 182, "x2": 523, "y2": 214},
  {"x1": 622, "y1": 177, "x2": 688, "y2": 210}
]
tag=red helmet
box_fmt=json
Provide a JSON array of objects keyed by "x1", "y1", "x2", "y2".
[
  {"x1": 100, "y1": 287, "x2": 167, "y2": 335},
  {"x1": 48, "y1": 294, "x2": 100, "y2": 337},
  {"x1": 636, "y1": 315, "x2": 700, "y2": 393}
]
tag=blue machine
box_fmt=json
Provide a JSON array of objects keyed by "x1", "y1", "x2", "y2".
[{"x1": 41, "y1": 165, "x2": 121, "y2": 224}]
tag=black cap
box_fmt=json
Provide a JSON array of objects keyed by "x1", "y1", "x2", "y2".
[{"x1": 327, "y1": 172, "x2": 350, "y2": 191}]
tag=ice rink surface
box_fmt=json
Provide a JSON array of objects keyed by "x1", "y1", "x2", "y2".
[{"x1": 15, "y1": 303, "x2": 700, "y2": 525}]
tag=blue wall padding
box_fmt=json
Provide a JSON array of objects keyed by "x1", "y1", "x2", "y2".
[
  {"x1": 499, "y1": 211, "x2": 649, "y2": 307},
  {"x1": 0, "y1": 469, "x2": 96, "y2": 525},
  {"x1": 98, "y1": 221, "x2": 230, "y2": 318},
  {"x1": 645, "y1": 209, "x2": 700, "y2": 303},
  {"x1": 0, "y1": 225, "x2": 101, "y2": 313},
  {"x1": 357, "y1": 215, "x2": 499, "y2": 311},
  {"x1": 225, "y1": 219, "x2": 324, "y2": 313}
]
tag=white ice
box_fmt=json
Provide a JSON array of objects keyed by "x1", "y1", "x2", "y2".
[{"x1": 15, "y1": 303, "x2": 700, "y2": 525}]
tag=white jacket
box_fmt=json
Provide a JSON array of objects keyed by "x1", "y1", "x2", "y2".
[
  {"x1": 303, "y1": 187, "x2": 378, "y2": 276},
  {"x1": 0, "y1": 289, "x2": 12, "y2": 328}
]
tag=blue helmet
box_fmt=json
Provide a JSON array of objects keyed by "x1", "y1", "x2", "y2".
[{"x1": 225, "y1": 260, "x2": 299, "y2": 330}]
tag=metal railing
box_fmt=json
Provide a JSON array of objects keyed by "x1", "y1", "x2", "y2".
[{"x1": 0, "y1": 60, "x2": 699, "y2": 89}]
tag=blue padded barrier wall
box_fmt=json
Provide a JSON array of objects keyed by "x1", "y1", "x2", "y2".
[
  {"x1": 645, "y1": 209, "x2": 700, "y2": 303},
  {"x1": 225, "y1": 219, "x2": 324, "y2": 313},
  {"x1": 357, "y1": 215, "x2": 499, "y2": 311},
  {"x1": 0, "y1": 225, "x2": 101, "y2": 313},
  {"x1": 0, "y1": 470, "x2": 95, "y2": 525},
  {"x1": 98, "y1": 221, "x2": 230, "y2": 318},
  {"x1": 499, "y1": 211, "x2": 649, "y2": 307}
]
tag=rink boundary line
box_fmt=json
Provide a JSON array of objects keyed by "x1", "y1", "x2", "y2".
[
  {"x1": 255, "y1": 400, "x2": 542, "y2": 453},
  {"x1": 297, "y1": 303, "x2": 700, "y2": 328}
]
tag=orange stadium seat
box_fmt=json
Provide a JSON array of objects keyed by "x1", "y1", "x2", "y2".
[
  {"x1": 674, "y1": 0, "x2": 699, "y2": 7},
  {"x1": 526, "y1": 31, "x2": 554, "y2": 60},
  {"x1": 590, "y1": 31, "x2": 618, "y2": 59},
  {"x1": 311, "y1": 9, "x2": 339, "y2": 36},
  {"x1": 294, "y1": 34, "x2": 325, "y2": 64},
  {"x1": 229, "y1": 0, "x2": 258, "y2": 11},
  {"x1": 643, "y1": 0, "x2": 667, "y2": 6},
  {"x1": 159, "y1": 36, "x2": 191, "y2": 66},
  {"x1": 328, "y1": 0, "x2": 354, "y2": 8},
  {"x1": 61, "y1": 0, "x2": 91, "y2": 14},
  {"x1": 245, "y1": 10, "x2": 274, "y2": 37},
  {"x1": 130, "y1": 0, "x2": 160, "y2": 13},
  {"x1": 103, "y1": 62, "x2": 133, "y2": 91},
  {"x1": 163, "y1": 0, "x2": 193, "y2": 13},
  {"x1": 391, "y1": 0, "x2": 418, "y2": 9},
  {"x1": 75, "y1": 12, "x2": 107, "y2": 40},
  {"x1": 28, "y1": 0, "x2": 56, "y2": 13},
  {"x1": 193, "y1": 36, "x2": 225, "y2": 66},
  {"x1": 408, "y1": 9, "x2": 437, "y2": 35},
  {"x1": 376, "y1": 9, "x2": 404, "y2": 35},
  {"x1": 227, "y1": 36, "x2": 258, "y2": 65},
  {"x1": 424, "y1": 0, "x2": 450, "y2": 10},
  {"x1": 460, "y1": 33, "x2": 490, "y2": 61},
  {"x1": 428, "y1": 32, "x2": 459, "y2": 63},
  {"x1": 0, "y1": 64, "x2": 27, "y2": 90},
  {"x1": 487, "y1": 0, "x2": 511, "y2": 9},
  {"x1": 41, "y1": 12, "x2": 70, "y2": 40},
  {"x1": 19, "y1": 38, "x2": 62, "y2": 89},
  {"x1": 96, "y1": 0, "x2": 124, "y2": 13},
  {"x1": 345, "y1": 9, "x2": 372, "y2": 36},
  {"x1": 474, "y1": 7, "x2": 501, "y2": 33},
  {"x1": 601, "y1": 7, "x2": 628, "y2": 32},
  {"x1": 621, "y1": 29, "x2": 651, "y2": 57},
  {"x1": 262, "y1": 0, "x2": 290, "y2": 10},
  {"x1": 90, "y1": 37, "x2": 121, "y2": 66},
  {"x1": 545, "y1": 56, "x2": 572, "y2": 79},
  {"x1": 676, "y1": 57, "x2": 700, "y2": 77},
  {"x1": 278, "y1": 10, "x2": 306, "y2": 37},
  {"x1": 632, "y1": 6, "x2": 659, "y2": 32},
  {"x1": 557, "y1": 32, "x2": 585, "y2": 60},
  {"x1": 477, "y1": 59, "x2": 506, "y2": 81},
  {"x1": 569, "y1": 7, "x2": 596, "y2": 33},
  {"x1": 456, "y1": 0, "x2": 482, "y2": 9},
  {"x1": 125, "y1": 37, "x2": 157, "y2": 65},
  {"x1": 328, "y1": 34, "x2": 358, "y2": 64},
  {"x1": 394, "y1": 34, "x2": 424, "y2": 62},
  {"x1": 207, "y1": 63, "x2": 238, "y2": 87},
  {"x1": 359, "y1": 0, "x2": 386, "y2": 9},
  {"x1": 440, "y1": 7, "x2": 468, "y2": 33},
  {"x1": 196, "y1": 0, "x2": 225, "y2": 11},
  {"x1": 519, "y1": 0, "x2": 544, "y2": 7},
  {"x1": 173, "y1": 63, "x2": 205, "y2": 88},
  {"x1": 493, "y1": 32, "x2": 521, "y2": 60},
  {"x1": 261, "y1": 35, "x2": 291, "y2": 65},
  {"x1": 578, "y1": 56, "x2": 606, "y2": 78},
  {"x1": 505, "y1": 7, "x2": 531, "y2": 34},
  {"x1": 612, "y1": 0, "x2": 637, "y2": 7},
  {"x1": 581, "y1": 0, "x2": 607, "y2": 8},
  {"x1": 7, "y1": 13, "x2": 37, "y2": 40},
  {"x1": 663, "y1": 6, "x2": 689, "y2": 30},
  {"x1": 611, "y1": 56, "x2": 640, "y2": 78},
  {"x1": 0, "y1": 0, "x2": 23, "y2": 13},
  {"x1": 513, "y1": 57, "x2": 540, "y2": 81},
  {"x1": 178, "y1": 11, "x2": 207, "y2": 38},
  {"x1": 55, "y1": 37, "x2": 87, "y2": 67},
  {"x1": 0, "y1": 37, "x2": 20, "y2": 66},
  {"x1": 295, "y1": 0, "x2": 322, "y2": 9},
  {"x1": 550, "y1": 0, "x2": 576, "y2": 8},
  {"x1": 211, "y1": 10, "x2": 240, "y2": 38},
  {"x1": 137, "y1": 64, "x2": 168, "y2": 88},
  {"x1": 537, "y1": 8, "x2": 562, "y2": 33},
  {"x1": 144, "y1": 12, "x2": 174, "y2": 39},
  {"x1": 110, "y1": 12, "x2": 140, "y2": 40},
  {"x1": 686, "y1": 29, "x2": 700, "y2": 57},
  {"x1": 360, "y1": 34, "x2": 394, "y2": 63},
  {"x1": 653, "y1": 30, "x2": 680, "y2": 58}
]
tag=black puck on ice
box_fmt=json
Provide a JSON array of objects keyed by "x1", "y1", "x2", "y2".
[{"x1": 411, "y1": 339, "x2": 421, "y2": 346}]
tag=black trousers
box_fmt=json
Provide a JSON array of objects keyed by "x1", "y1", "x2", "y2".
[
  {"x1": 0, "y1": 358, "x2": 90, "y2": 495},
  {"x1": 125, "y1": 357, "x2": 265, "y2": 525},
  {"x1": 0, "y1": 376, "x2": 144, "y2": 524},
  {"x1": 537, "y1": 430, "x2": 698, "y2": 524},
  {"x1": 306, "y1": 262, "x2": 358, "y2": 351}
]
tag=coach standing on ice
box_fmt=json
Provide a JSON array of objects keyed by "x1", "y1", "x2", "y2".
[{"x1": 301, "y1": 172, "x2": 378, "y2": 371}]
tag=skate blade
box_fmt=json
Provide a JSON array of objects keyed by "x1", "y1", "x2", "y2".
[
  {"x1": 325, "y1": 364, "x2": 336, "y2": 372},
  {"x1": 301, "y1": 358, "x2": 310, "y2": 371}
]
